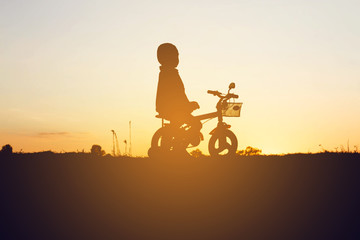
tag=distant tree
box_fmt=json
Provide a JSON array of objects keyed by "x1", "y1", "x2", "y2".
[
  {"x1": 91, "y1": 144, "x2": 105, "y2": 156},
  {"x1": 1, "y1": 144, "x2": 13, "y2": 155},
  {"x1": 190, "y1": 148, "x2": 204, "y2": 158},
  {"x1": 237, "y1": 146, "x2": 262, "y2": 156}
]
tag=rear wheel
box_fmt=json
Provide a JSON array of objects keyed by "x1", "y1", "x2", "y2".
[
  {"x1": 208, "y1": 129, "x2": 238, "y2": 157},
  {"x1": 150, "y1": 127, "x2": 173, "y2": 153},
  {"x1": 148, "y1": 127, "x2": 190, "y2": 158}
]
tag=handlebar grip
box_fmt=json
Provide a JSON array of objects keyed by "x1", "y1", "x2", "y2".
[{"x1": 233, "y1": 94, "x2": 239, "y2": 99}]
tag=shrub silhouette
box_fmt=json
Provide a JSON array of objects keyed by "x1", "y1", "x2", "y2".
[
  {"x1": 1, "y1": 144, "x2": 13, "y2": 155},
  {"x1": 237, "y1": 146, "x2": 262, "y2": 156},
  {"x1": 91, "y1": 145, "x2": 105, "y2": 156},
  {"x1": 190, "y1": 148, "x2": 204, "y2": 158}
]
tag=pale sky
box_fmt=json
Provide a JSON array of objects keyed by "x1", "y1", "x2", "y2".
[{"x1": 1, "y1": 0, "x2": 359, "y2": 155}]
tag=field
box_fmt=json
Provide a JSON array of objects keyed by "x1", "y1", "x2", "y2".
[{"x1": 1, "y1": 152, "x2": 360, "y2": 239}]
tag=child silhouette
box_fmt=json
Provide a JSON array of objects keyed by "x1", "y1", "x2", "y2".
[{"x1": 156, "y1": 43, "x2": 200, "y2": 129}]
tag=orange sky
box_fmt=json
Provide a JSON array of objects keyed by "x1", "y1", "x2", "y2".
[{"x1": 1, "y1": 0, "x2": 359, "y2": 156}]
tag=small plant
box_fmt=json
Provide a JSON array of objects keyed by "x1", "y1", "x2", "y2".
[
  {"x1": 237, "y1": 146, "x2": 262, "y2": 156},
  {"x1": 340, "y1": 145, "x2": 346, "y2": 153},
  {"x1": 190, "y1": 148, "x2": 204, "y2": 158},
  {"x1": 354, "y1": 145, "x2": 359, "y2": 153}
]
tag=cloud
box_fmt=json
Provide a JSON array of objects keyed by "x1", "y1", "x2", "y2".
[
  {"x1": 35, "y1": 132, "x2": 89, "y2": 138},
  {"x1": 3, "y1": 131, "x2": 90, "y2": 139},
  {"x1": 36, "y1": 132, "x2": 72, "y2": 138},
  {"x1": 38, "y1": 132, "x2": 70, "y2": 137}
]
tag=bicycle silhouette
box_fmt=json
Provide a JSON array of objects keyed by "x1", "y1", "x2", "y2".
[{"x1": 148, "y1": 82, "x2": 242, "y2": 157}]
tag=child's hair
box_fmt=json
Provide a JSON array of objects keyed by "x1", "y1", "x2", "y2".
[{"x1": 157, "y1": 43, "x2": 178, "y2": 66}]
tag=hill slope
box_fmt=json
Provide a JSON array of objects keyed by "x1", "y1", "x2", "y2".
[{"x1": 1, "y1": 153, "x2": 359, "y2": 239}]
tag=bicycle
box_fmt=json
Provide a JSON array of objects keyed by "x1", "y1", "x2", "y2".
[{"x1": 148, "y1": 82, "x2": 242, "y2": 158}]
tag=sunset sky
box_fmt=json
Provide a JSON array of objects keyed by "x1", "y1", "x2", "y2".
[{"x1": 1, "y1": 0, "x2": 359, "y2": 155}]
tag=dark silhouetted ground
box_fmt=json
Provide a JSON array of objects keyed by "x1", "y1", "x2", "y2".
[{"x1": 1, "y1": 152, "x2": 359, "y2": 239}]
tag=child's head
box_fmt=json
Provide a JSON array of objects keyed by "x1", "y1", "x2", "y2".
[{"x1": 157, "y1": 43, "x2": 179, "y2": 67}]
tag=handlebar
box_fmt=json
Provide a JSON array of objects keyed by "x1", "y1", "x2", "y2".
[
  {"x1": 207, "y1": 90, "x2": 238, "y2": 99},
  {"x1": 207, "y1": 90, "x2": 221, "y2": 96}
]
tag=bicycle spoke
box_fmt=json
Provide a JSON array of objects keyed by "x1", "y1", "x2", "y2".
[
  {"x1": 224, "y1": 142, "x2": 232, "y2": 150},
  {"x1": 208, "y1": 130, "x2": 238, "y2": 157}
]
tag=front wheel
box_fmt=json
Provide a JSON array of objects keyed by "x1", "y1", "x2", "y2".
[{"x1": 208, "y1": 129, "x2": 238, "y2": 157}]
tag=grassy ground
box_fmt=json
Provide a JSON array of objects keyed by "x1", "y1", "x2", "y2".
[{"x1": 1, "y1": 152, "x2": 359, "y2": 239}]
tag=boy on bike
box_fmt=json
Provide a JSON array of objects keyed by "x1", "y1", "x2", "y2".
[{"x1": 155, "y1": 43, "x2": 202, "y2": 145}]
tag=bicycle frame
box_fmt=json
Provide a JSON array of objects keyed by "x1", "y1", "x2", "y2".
[{"x1": 159, "y1": 88, "x2": 237, "y2": 130}]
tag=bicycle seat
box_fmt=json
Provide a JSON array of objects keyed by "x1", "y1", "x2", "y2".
[
  {"x1": 156, "y1": 114, "x2": 171, "y2": 121},
  {"x1": 156, "y1": 114, "x2": 170, "y2": 119}
]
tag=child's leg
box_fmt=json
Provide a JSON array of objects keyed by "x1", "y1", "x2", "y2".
[{"x1": 171, "y1": 114, "x2": 202, "y2": 131}]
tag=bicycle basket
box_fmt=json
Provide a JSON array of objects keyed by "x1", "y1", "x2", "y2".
[{"x1": 222, "y1": 102, "x2": 243, "y2": 117}]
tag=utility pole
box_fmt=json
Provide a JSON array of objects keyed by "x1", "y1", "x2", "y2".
[
  {"x1": 129, "y1": 121, "x2": 132, "y2": 157},
  {"x1": 111, "y1": 130, "x2": 115, "y2": 156},
  {"x1": 111, "y1": 130, "x2": 121, "y2": 156},
  {"x1": 124, "y1": 140, "x2": 127, "y2": 155}
]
